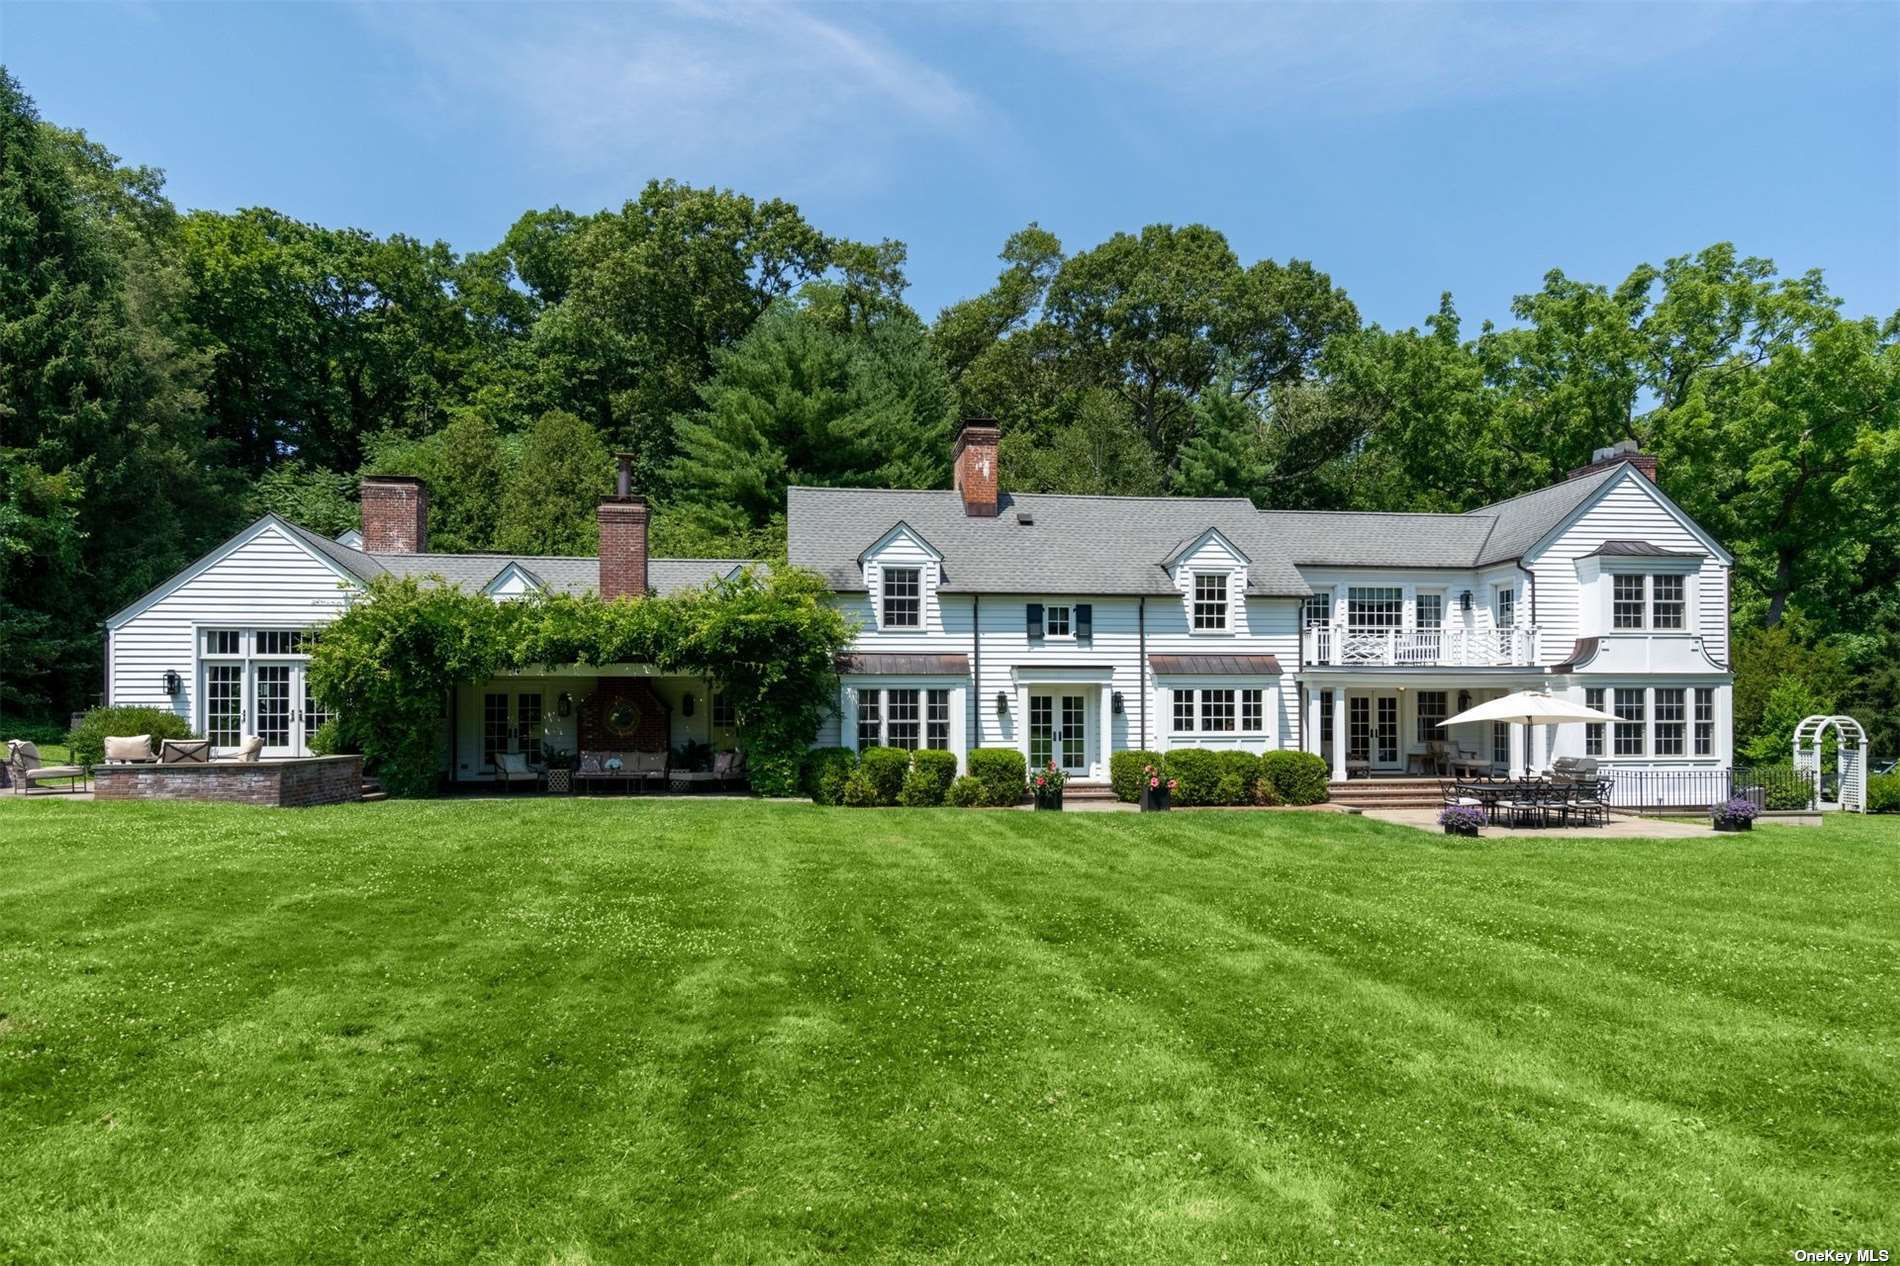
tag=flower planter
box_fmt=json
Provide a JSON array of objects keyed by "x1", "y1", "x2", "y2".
[
  {"x1": 1140, "y1": 786, "x2": 1171, "y2": 812},
  {"x1": 1034, "y1": 787, "x2": 1064, "y2": 812},
  {"x1": 1443, "y1": 824, "x2": 1479, "y2": 838},
  {"x1": 1712, "y1": 818, "x2": 1752, "y2": 832}
]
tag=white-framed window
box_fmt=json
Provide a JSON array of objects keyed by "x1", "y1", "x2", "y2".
[
  {"x1": 1201, "y1": 689, "x2": 1236, "y2": 732},
  {"x1": 1416, "y1": 593, "x2": 1443, "y2": 631},
  {"x1": 1172, "y1": 691, "x2": 1195, "y2": 733},
  {"x1": 857, "y1": 690, "x2": 881, "y2": 748},
  {"x1": 1614, "y1": 688, "x2": 1646, "y2": 756},
  {"x1": 1348, "y1": 586, "x2": 1403, "y2": 630},
  {"x1": 1496, "y1": 587, "x2": 1516, "y2": 629},
  {"x1": 1044, "y1": 604, "x2": 1072, "y2": 638},
  {"x1": 1192, "y1": 573, "x2": 1228, "y2": 630},
  {"x1": 1171, "y1": 687, "x2": 1267, "y2": 734},
  {"x1": 887, "y1": 689, "x2": 921, "y2": 750},
  {"x1": 926, "y1": 690, "x2": 950, "y2": 750},
  {"x1": 1585, "y1": 687, "x2": 1605, "y2": 757},
  {"x1": 1241, "y1": 689, "x2": 1264, "y2": 733},
  {"x1": 1416, "y1": 690, "x2": 1447, "y2": 743},
  {"x1": 1694, "y1": 688, "x2": 1715, "y2": 756},
  {"x1": 1492, "y1": 720, "x2": 1510, "y2": 768},
  {"x1": 204, "y1": 628, "x2": 243, "y2": 656},
  {"x1": 1613, "y1": 574, "x2": 1646, "y2": 629},
  {"x1": 712, "y1": 692, "x2": 736, "y2": 729},
  {"x1": 484, "y1": 692, "x2": 510, "y2": 767},
  {"x1": 1303, "y1": 592, "x2": 1331, "y2": 627},
  {"x1": 856, "y1": 686, "x2": 953, "y2": 751},
  {"x1": 1652, "y1": 575, "x2": 1686, "y2": 629},
  {"x1": 1654, "y1": 688, "x2": 1686, "y2": 755},
  {"x1": 205, "y1": 663, "x2": 244, "y2": 746},
  {"x1": 255, "y1": 630, "x2": 310, "y2": 656},
  {"x1": 882, "y1": 567, "x2": 921, "y2": 628}
]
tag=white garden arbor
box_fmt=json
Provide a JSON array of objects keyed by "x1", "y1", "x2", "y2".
[{"x1": 1794, "y1": 715, "x2": 1871, "y2": 812}]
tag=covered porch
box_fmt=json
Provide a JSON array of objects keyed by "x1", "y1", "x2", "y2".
[{"x1": 1299, "y1": 670, "x2": 1556, "y2": 782}]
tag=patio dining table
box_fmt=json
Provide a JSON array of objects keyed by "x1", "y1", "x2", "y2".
[{"x1": 1444, "y1": 778, "x2": 1610, "y2": 829}]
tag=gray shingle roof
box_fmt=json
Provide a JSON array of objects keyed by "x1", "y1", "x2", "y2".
[
  {"x1": 277, "y1": 517, "x2": 387, "y2": 583},
  {"x1": 1467, "y1": 466, "x2": 1621, "y2": 565},
  {"x1": 321, "y1": 544, "x2": 754, "y2": 598},
  {"x1": 787, "y1": 488, "x2": 1312, "y2": 597}
]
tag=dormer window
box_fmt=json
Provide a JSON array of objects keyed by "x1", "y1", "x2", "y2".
[
  {"x1": 882, "y1": 567, "x2": 920, "y2": 628},
  {"x1": 1192, "y1": 573, "x2": 1228, "y2": 630}
]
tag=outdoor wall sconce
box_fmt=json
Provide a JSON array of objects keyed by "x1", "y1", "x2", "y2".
[
  {"x1": 163, "y1": 670, "x2": 182, "y2": 697},
  {"x1": 1458, "y1": 689, "x2": 1471, "y2": 711},
  {"x1": 1459, "y1": 590, "x2": 1473, "y2": 612},
  {"x1": 557, "y1": 692, "x2": 573, "y2": 718},
  {"x1": 995, "y1": 692, "x2": 1009, "y2": 716},
  {"x1": 1111, "y1": 691, "x2": 1124, "y2": 715},
  {"x1": 681, "y1": 694, "x2": 695, "y2": 717}
]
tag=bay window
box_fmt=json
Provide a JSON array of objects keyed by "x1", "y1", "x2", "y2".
[{"x1": 1614, "y1": 689, "x2": 1646, "y2": 756}]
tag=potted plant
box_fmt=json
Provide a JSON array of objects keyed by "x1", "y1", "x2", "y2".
[
  {"x1": 1711, "y1": 796, "x2": 1759, "y2": 832},
  {"x1": 1438, "y1": 805, "x2": 1485, "y2": 837},
  {"x1": 1032, "y1": 759, "x2": 1066, "y2": 811},
  {"x1": 1139, "y1": 763, "x2": 1177, "y2": 812}
]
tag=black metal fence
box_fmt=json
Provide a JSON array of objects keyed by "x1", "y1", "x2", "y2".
[{"x1": 1607, "y1": 766, "x2": 1817, "y2": 815}]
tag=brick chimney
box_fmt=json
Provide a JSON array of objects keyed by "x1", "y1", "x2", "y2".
[
  {"x1": 598, "y1": 452, "x2": 649, "y2": 601},
  {"x1": 952, "y1": 413, "x2": 1001, "y2": 517},
  {"x1": 1569, "y1": 439, "x2": 1657, "y2": 483},
  {"x1": 360, "y1": 476, "x2": 429, "y2": 553}
]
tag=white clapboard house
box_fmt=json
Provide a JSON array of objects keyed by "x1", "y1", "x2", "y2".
[{"x1": 104, "y1": 419, "x2": 1732, "y2": 794}]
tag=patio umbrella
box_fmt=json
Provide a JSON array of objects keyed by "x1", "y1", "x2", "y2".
[{"x1": 1438, "y1": 689, "x2": 1618, "y2": 773}]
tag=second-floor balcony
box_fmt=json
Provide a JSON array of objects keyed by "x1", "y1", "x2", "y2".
[{"x1": 1304, "y1": 624, "x2": 1542, "y2": 668}]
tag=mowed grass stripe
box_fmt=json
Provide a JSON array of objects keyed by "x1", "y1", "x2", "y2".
[{"x1": 0, "y1": 799, "x2": 1894, "y2": 1264}]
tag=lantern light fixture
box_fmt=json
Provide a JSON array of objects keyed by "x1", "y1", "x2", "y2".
[
  {"x1": 163, "y1": 670, "x2": 182, "y2": 697},
  {"x1": 995, "y1": 692, "x2": 1009, "y2": 716}
]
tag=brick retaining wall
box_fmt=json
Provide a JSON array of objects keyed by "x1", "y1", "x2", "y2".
[{"x1": 93, "y1": 756, "x2": 363, "y2": 808}]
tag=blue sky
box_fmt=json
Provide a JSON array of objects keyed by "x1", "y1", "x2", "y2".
[{"x1": 6, "y1": 1, "x2": 1896, "y2": 329}]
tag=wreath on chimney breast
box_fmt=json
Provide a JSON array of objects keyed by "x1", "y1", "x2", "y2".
[{"x1": 604, "y1": 700, "x2": 643, "y2": 739}]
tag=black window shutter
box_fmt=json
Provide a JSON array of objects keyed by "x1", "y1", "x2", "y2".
[
  {"x1": 1027, "y1": 603, "x2": 1043, "y2": 640},
  {"x1": 1075, "y1": 603, "x2": 1093, "y2": 640}
]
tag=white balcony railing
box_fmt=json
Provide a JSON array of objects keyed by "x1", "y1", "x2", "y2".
[{"x1": 1303, "y1": 624, "x2": 1541, "y2": 668}]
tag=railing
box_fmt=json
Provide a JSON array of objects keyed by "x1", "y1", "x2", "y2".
[
  {"x1": 1304, "y1": 624, "x2": 1542, "y2": 668},
  {"x1": 1607, "y1": 766, "x2": 1817, "y2": 815}
]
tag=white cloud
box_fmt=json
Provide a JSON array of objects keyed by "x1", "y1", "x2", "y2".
[{"x1": 359, "y1": 1, "x2": 988, "y2": 188}]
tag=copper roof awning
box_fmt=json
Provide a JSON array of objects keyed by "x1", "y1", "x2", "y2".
[
  {"x1": 836, "y1": 653, "x2": 970, "y2": 676},
  {"x1": 1147, "y1": 653, "x2": 1282, "y2": 676}
]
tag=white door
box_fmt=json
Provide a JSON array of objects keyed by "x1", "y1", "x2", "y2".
[{"x1": 1029, "y1": 692, "x2": 1090, "y2": 775}]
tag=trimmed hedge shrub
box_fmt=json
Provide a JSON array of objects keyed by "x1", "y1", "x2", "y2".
[
  {"x1": 802, "y1": 747, "x2": 857, "y2": 806},
  {"x1": 858, "y1": 746, "x2": 910, "y2": 806},
  {"x1": 946, "y1": 775, "x2": 986, "y2": 807},
  {"x1": 1869, "y1": 772, "x2": 1900, "y2": 813},
  {"x1": 1260, "y1": 750, "x2": 1329, "y2": 805},
  {"x1": 841, "y1": 769, "x2": 878, "y2": 807},
  {"x1": 900, "y1": 750, "x2": 959, "y2": 807},
  {"x1": 1163, "y1": 749, "x2": 1224, "y2": 806},
  {"x1": 1214, "y1": 751, "x2": 1261, "y2": 805},
  {"x1": 969, "y1": 747, "x2": 1027, "y2": 806},
  {"x1": 1111, "y1": 749, "x2": 1164, "y2": 803},
  {"x1": 66, "y1": 706, "x2": 195, "y2": 766},
  {"x1": 1750, "y1": 763, "x2": 1816, "y2": 811}
]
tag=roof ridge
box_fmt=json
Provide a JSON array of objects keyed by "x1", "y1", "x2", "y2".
[
  {"x1": 1257, "y1": 507, "x2": 1495, "y2": 522},
  {"x1": 1464, "y1": 465, "x2": 1616, "y2": 516},
  {"x1": 788, "y1": 485, "x2": 1255, "y2": 507}
]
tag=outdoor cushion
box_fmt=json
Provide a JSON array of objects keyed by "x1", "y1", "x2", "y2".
[
  {"x1": 712, "y1": 751, "x2": 736, "y2": 777},
  {"x1": 104, "y1": 735, "x2": 155, "y2": 763},
  {"x1": 8, "y1": 740, "x2": 42, "y2": 771},
  {"x1": 577, "y1": 753, "x2": 601, "y2": 774},
  {"x1": 231, "y1": 736, "x2": 264, "y2": 763},
  {"x1": 632, "y1": 751, "x2": 667, "y2": 774},
  {"x1": 161, "y1": 739, "x2": 212, "y2": 764},
  {"x1": 496, "y1": 752, "x2": 534, "y2": 777}
]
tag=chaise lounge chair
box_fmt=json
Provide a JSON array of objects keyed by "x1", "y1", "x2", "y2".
[{"x1": 5, "y1": 741, "x2": 88, "y2": 795}]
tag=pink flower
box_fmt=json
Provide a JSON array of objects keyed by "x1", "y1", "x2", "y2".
[
  {"x1": 1167, "y1": 779, "x2": 1179, "y2": 791},
  {"x1": 1148, "y1": 776, "x2": 1160, "y2": 788},
  {"x1": 1035, "y1": 775, "x2": 1046, "y2": 787}
]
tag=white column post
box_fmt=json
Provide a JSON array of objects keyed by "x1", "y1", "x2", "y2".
[
  {"x1": 1100, "y1": 683, "x2": 1113, "y2": 781},
  {"x1": 1330, "y1": 687, "x2": 1348, "y2": 782},
  {"x1": 1509, "y1": 721, "x2": 1527, "y2": 779},
  {"x1": 1307, "y1": 685, "x2": 1322, "y2": 754}
]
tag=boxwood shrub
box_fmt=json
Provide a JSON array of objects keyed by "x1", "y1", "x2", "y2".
[
  {"x1": 899, "y1": 749, "x2": 959, "y2": 807},
  {"x1": 1214, "y1": 750, "x2": 1261, "y2": 805},
  {"x1": 968, "y1": 747, "x2": 1027, "y2": 807},
  {"x1": 1260, "y1": 750, "x2": 1330, "y2": 805},
  {"x1": 946, "y1": 775, "x2": 986, "y2": 807},
  {"x1": 802, "y1": 747, "x2": 857, "y2": 806},
  {"x1": 1869, "y1": 772, "x2": 1900, "y2": 813},
  {"x1": 65, "y1": 705, "x2": 195, "y2": 766},
  {"x1": 841, "y1": 769, "x2": 878, "y2": 807},
  {"x1": 1163, "y1": 749, "x2": 1224, "y2": 806},
  {"x1": 1110, "y1": 749, "x2": 1164, "y2": 802},
  {"x1": 857, "y1": 746, "x2": 911, "y2": 806}
]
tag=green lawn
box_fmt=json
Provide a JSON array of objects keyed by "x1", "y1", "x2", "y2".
[{"x1": 1, "y1": 800, "x2": 1894, "y2": 1264}]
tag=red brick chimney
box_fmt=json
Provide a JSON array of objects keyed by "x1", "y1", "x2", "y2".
[
  {"x1": 952, "y1": 413, "x2": 1001, "y2": 517},
  {"x1": 1569, "y1": 440, "x2": 1657, "y2": 483},
  {"x1": 360, "y1": 476, "x2": 429, "y2": 553},
  {"x1": 598, "y1": 452, "x2": 649, "y2": 601}
]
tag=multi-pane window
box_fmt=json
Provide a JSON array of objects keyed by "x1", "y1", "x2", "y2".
[
  {"x1": 1200, "y1": 689, "x2": 1236, "y2": 732},
  {"x1": 1349, "y1": 698, "x2": 1372, "y2": 762},
  {"x1": 1584, "y1": 687, "x2": 1605, "y2": 757},
  {"x1": 1376, "y1": 697, "x2": 1398, "y2": 764},
  {"x1": 882, "y1": 567, "x2": 921, "y2": 628},
  {"x1": 1416, "y1": 690, "x2": 1447, "y2": 743},
  {"x1": 1241, "y1": 689, "x2": 1264, "y2": 733},
  {"x1": 857, "y1": 690, "x2": 881, "y2": 749},
  {"x1": 484, "y1": 692, "x2": 509, "y2": 767},
  {"x1": 204, "y1": 629, "x2": 242, "y2": 655},
  {"x1": 1496, "y1": 587, "x2": 1516, "y2": 629},
  {"x1": 886, "y1": 689, "x2": 920, "y2": 750},
  {"x1": 1651, "y1": 575, "x2": 1686, "y2": 629},
  {"x1": 1318, "y1": 691, "x2": 1333, "y2": 752},
  {"x1": 1192, "y1": 573, "x2": 1229, "y2": 630},
  {"x1": 1493, "y1": 721, "x2": 1510, "y2": 769},
  {"x1": 1303, "y1": 594, "x2": 1331, "y2": 627},
  {"x1": 206, "y1": 664, "x2": 244, "y2": 746},
  {"x1": 1614, "y1": 688, "x2": 1646, "y2": 756},
  {"x1": 926, "y1": 690, "x2": 950, "y2": 750},
  {"x1": 1172, "y1": 691, "x2": 1196, "y2": 733},
  {"x1": 1416, "y1": 594, "x2": 1443, "y2": 630},
  {"x1": 255, "y1": 630, "x2": 309, "y2": 656},
  {"x1": 712, "y1": 692, "x2": 736, "y2": 729},
  {"x1": 1044, "y1": 605, "x2": 1071, "y2": 637},
  {"x1": 517, "y1": 693, "x2": 543, "y2": 763},
  {"x1": 1654, "y1": 688, "x2": 1686, "y2": 756},
  {"x1": 303, "y1": 678, "x2": 331, "y2": 740},
  {"x1": 1613, "y1": 575, "x2": 1646, "y2": 629},
  {"x1": 1347, "y1": 587, "x2": 1403, "y2": 630},
  {"x1": 1694, "y1": 688, "x2": 1715, "y2": 756}
]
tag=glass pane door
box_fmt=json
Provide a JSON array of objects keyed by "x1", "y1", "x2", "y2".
[
  {"x1": 1058, "y1": 694, "x2": 1087, "y2": 773},
  {"x1": 1348, "y1": 697, "x2": 1370, "y2": 762},
  {"x1": 255, "y1": 664, "x2": 293, "y2": 754},
  {"x1": 1376, "y1": 696, "x2": 1399, "y2": 765},
  {"x1": 1028, "y1": 694, "x2": 1053, "y2": 770},
  {"x1": 206, "y1": 664, "x2": 244, "y2": 747}
]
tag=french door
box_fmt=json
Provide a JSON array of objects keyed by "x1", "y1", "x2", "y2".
[
  {"x1": 482, "y1": 691, "x2": 545, "y2": 772},
  {"x1": 1028, "y1": 692, "x2": 1089, "y2": 774},
  {"x1": 203, "y1": 661, "x2": 321, "y2": 756},
  {"x1": 1347, "y1": 693, "x2": 1402, "y2": 770}
]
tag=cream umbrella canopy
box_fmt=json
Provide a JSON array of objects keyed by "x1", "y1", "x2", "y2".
[{"x1": 1438, "y1": 690, "x2": 1619, "y2": 774}]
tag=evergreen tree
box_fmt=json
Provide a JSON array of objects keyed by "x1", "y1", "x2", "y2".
[
  {"x1": 497, "y1": 411, "x2": 611, "y2": 555},
  {"x1": 1172, "y1": 389, "x2": 1271, "y2": 501}
]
